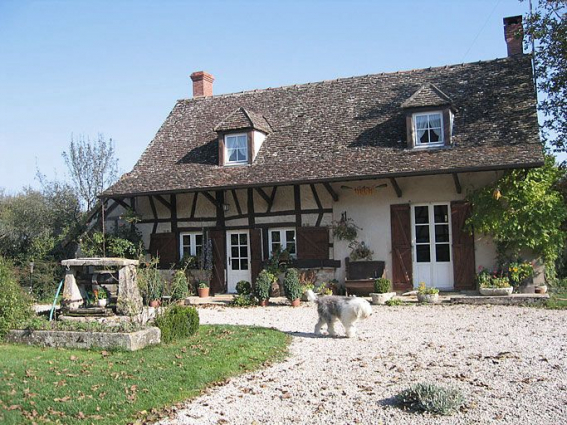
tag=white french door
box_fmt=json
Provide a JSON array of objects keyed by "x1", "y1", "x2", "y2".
[
  {"x1": 226, "y1": 230, "x2": 251, "y2": 293},
  {"x1": 411, "y1": 204, "x2": 454, "y2": 290}
]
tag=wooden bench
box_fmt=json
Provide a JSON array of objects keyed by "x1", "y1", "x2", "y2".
[{"x1": 344, "y1": 258, "x2": 386, "y2": 296}]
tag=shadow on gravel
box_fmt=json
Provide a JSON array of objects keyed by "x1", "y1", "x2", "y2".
[{"x1": 286, "y1": 331, "x2": 347, "y2": 339}]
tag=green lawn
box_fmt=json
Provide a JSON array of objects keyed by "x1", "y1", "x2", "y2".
[
  {"x1": 546, "y1": 289, "x2": 567, "y2": 309},
  {"x1": 0, "y1": 325, "x2": 289, "y2": 424}
]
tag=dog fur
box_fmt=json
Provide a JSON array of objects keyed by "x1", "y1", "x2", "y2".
[{"x1": 306, "y1": 290, "x2": 372, "y2": 338}]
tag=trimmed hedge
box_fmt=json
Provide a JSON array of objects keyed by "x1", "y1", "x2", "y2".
[{"x1": 154, "y1": 305, "x2": 199, "y2": 343}]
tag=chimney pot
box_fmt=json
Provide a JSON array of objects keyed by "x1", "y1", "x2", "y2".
[
  {"x1": 190, "y1": 71, "x2": 215, "y2": 97},
  {"x1": 503, "y1": 15, "x2": 524, "y2": 57}
]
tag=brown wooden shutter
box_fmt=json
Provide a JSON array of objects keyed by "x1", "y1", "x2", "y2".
[
  {"x1": 296, "y1": 227, "x2": 329, "y2": 260},
  {"x1": 390, "y1": 204, "x2": 413, "y2": 292},
  {"x1": 149, "y1": 233, "x2": 177, "y2": 267},
  {"x1": 249, "y1": 229, "x2": 263, "y2": 286},
  {"x1": 451, "y1": 201, "x2": 476, "y2": 290},
  {"x1": 209, "y1": 230, "x2": 226, "y2": 294}
]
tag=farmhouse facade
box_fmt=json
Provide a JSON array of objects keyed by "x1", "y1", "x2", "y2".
[{"x1": 102, "y1": 16, "x2": 543, "y2": 294}]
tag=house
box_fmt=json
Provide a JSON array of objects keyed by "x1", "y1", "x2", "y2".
[{"x1": 102, "y1": 16, "x2": 543, "y2": 294}]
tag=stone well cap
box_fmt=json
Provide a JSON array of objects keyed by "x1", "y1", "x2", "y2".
[{"x1": 61, "y1": 258, "x2": 139, "y2": 267}]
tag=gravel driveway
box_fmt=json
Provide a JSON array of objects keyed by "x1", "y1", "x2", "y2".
[{"x1": 160, "y1": 302, "x2": 567, "y2": 425}]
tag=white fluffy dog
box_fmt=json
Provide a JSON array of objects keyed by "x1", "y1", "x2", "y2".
[{"x1": 306, "y1": 290, "x2": 372, "y2": 338}]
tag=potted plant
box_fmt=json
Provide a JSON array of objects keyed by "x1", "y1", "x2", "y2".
[
  {"x1": 370, "y1": 278, "x2": 396, "y2": 305},
  {"x1": 283, "y1": 268, "x2": 302, "y2": 307},
  {"x1": 197, "y1": 281, "x2": 210, "y2": 298},
  {"x1": 348, "y1": 240, "x2": 373, "y2": 261},
  {"x1": 96, "y1": 289, "x2": 108, "y2": 307},
  {"x1": 254, "y1": 270, "x2": 273, "y2": 306},
  {"x1": 299, "y1": 270, "x2": 316, "y2": 301},
  {"x1": 331, "y1": 212, "x2": 361, "y2": 241},
  {"x1": 479, "y1": 275, "x2": 513, "y2": 296},
  {"x1": 417, "y1": 282, "x2": 439, "y2": 303}
]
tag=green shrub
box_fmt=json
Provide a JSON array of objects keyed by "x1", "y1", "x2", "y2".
[
  {"x1": 396, "y1": 382, "x2": 465, "y2": 415},
  {"x1": 236, "y1": 280, "x2": 251, "y2": 295},
  {"x1": 374, "y1": 278, "x2": 391, "y2": 294},
  {"x1": 254, "y1": 270, "x2": 273, "y2": 301},
  {"x1": 230, "y1": 294, "x2": 256, "y2": 307},
  {"x1": 385, "y1": 298, "x2": 403, "y2": 306},
  {"x1": 0, "y1": 257, "x2": 34, "y2": 337},
  {"x1": 154, "y1": 305, "x2": 200, "y2": 343},
  {"x1": 169, "y1": 270, "x2": 189, "y2": 301},
  {"x1": 283, "y1": 268, "x2": 302, "y2": 301}
]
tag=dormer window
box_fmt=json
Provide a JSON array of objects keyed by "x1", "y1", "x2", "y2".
[
  {"x1": 214, "y1": 107, "x2": 272, "y2": 166},
  {"x1": 414, "y1": 112, "x2": 443, "y2": 147},
  {"x1": 225, "y1": 133, "x2": 248, "y2": 164},
  {"x1": 401, "y1": 83, "x2": 454, "y2": 150}
]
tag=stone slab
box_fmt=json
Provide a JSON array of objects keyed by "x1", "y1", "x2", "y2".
[
  {"x1": 61, "y1": 257, "x2": 139, "y2": 267},
  {"x1": 6, "y1": 327, "x2": 160, "y2": 351},
  {"x1": 450, "y1": 294, "x2": 549, "y2": 305}
]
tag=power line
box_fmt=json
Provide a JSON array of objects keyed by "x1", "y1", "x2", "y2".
[{"x1": 461, "y1": 0, "x2": 504, "y2": 62}]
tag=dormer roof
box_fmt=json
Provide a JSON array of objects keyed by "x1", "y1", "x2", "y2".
[
  {"x1": 214, "y1": 107, "x2": 272, "y2": 134},
  {"x1": 401, "y1": 83, "x2": 453, "y2": 109}
]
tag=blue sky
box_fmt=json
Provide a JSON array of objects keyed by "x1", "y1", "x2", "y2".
[{"x1": 0, "y1": 0, "x2": 538, "y2": 194}]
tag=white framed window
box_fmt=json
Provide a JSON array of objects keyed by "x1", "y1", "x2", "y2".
[
  {"x1": 225, "y1": 133, "x2": 248, "y2": 164},
  {"x1": 413, "y1": 112, "x2": 444, "y2": 147},
  {"x1": 268, "y1": 228, "x2": 297, "y2": 258},
  {"x1": 179, "y1": 232, "x2": 204, "y2": 259}
]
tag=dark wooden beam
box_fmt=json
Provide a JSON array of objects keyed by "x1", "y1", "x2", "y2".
[
  {"x1": 231, "y1": 189, "x2": 242, "y2": 215},
  {"x1": 316, "y1": 213, "x2": 324, "y2": 227},
  {"x1": 452, "y1": 173, "x2": 462, "y2": 194},
  {"x1": 267, "y1": 187, "x2": 278, "y2": 213},
  {"x1": 216, "y1": 191, "x2": 225, "y2": 229},
  {"x1": 155, "y1": 194, "x2": 172, "y2": 211},
  {"x1": 148, "y1": 196, "x2": 158, "y2": 234},
  {"x1": 323, "y1": 182, "x2": 339, "y2": 202},
  {"x1": 255, "y1": 187, "x2": 272, "y2": 210},
  {"x1": 111, "y1": 197, "x2": 130, "y2": 210},
  {"x1": 104, "y1": 200, "x2": 119, "y2": 217},
  {"x1": 310, "y1": 184, "x2": 323, "y2": 210},
  {"x1": 389, "y1": 178, "x2": 402, "y2": 198},
  {"x1": 190, "y1": 192, "x2": 199, "y2": 219},
  {"x1": 294, "y1": 185, "x2": 302, "y2": 226},
  {"x1": 247, "y1": 188, "x2": 255, "y2": 227},
  {"x1": 201, "y1": 191, "x2": 219, "y2": 208},
  {"x1": 171, "y1": 194, "x2": 179, "y2": 260}
]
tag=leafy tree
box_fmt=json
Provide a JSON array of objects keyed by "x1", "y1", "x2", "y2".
[
  {"x1": 523, "y1": 0, "x2": 567, "y2": 151},
  {"x1": 62, "y1": 134, "x2": 119, "y2": 211},
  {"x1": 467, "y1": 156, "x2": 567, "y2": 276}
]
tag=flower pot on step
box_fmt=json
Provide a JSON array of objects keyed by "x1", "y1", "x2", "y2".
[
  {"x1": 198, "y1": 287, "x2": 210, "y2": 298},
  {"x1": 290, "y1": 298, "x2": 301, "y2": 307},
  {"x1": 479, "y1": 287, "x2": 513, "y2": 296},
  {"x1": 417, "y1": 293, "x2": 439, "y2": 303}
]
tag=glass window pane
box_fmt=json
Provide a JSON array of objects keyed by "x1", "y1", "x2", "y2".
[
  {"x1": 435, "y1": 225, "x2": 450, "y2": 243},
  {"x1": 231, "y1": 234, "x2": 238, "y2": 245},
  {"x1": 434, "y1": 205, "x2": 448, "y2": 223},
  {"x1": 228, "y1": 149, "x2": 237, "y2": 161},
  {"x1": 286, "y1": 242, "x2": 296, "y2": 254},
  {"x1": 416, "y1": 245, "x2": 431, "y2": 262},
  {"x1": 271, "y1": 231, "x2": 281, "y2": 242},
  {"x1": 429, "y1": 113, "x2": 441, "y2": 128},
  {"x1": 271, "y1": 242, "x2": 281, "y2": 254},
  {"x1": 231, "y1": 247, "x2": 239, "y2": 258},
  {"x1": 240, "y1": 234, "x2": 247, "y2": 245},
  {"x1": 429, "y1": 129, "x2": 440, "y2": 142},
  {"x1": 195, "y1": 234, "x2": 203, "y2": 245},
  {"x1": 436, "y1": 244, "x2": 450, "y2": 262},
  {"x1": 240, "y1": 259, "x2": 248, "y2": 270},
  {"x1": 232, "y1": 260, "x2": 240, "y2": 270},
  {"x1": 182, "y1": 235, "x2": 191, "y2": 245},
  {"x1": 416, "y1": 115, "x2": 428, "y2": 130},
  {"x1": 414, "y1": 206, "x2": 429, "y2": 224},
  {"x1": 286, "y1": 230, "x2": 295, "y2": 242},
  {"x1": 416, "y1": 225, "x2": 430, "y2": 243},
  {"x1": 195, "y1": 246, "x2": 202, "y2": 258},
  {"x1": 240, "y1": 246, "x2": 247, "y2": 258}
]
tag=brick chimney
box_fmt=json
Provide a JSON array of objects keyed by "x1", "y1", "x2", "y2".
[
  {"x1": 190, "y1": 71, "x2": 215, "y2": 97},
  {"x1": 503, "y1": 16, "x2": 524, "y2": 57}
]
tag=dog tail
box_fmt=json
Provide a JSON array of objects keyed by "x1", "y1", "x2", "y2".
[{"x1": 306, "y1": 289, "x2": 318, "y2": 303}]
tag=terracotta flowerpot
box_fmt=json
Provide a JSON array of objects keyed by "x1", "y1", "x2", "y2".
[
  {"x1": 149, "y1": 299, "x2": 161, "y2": 308},
  {"x1": 290, "y1": 298, "x2": 301, "y2": 307},
  {"x1": 534, "y1": 285, "x2": 548, "y2": 294},
  {"x1": 259, "y1": 299, "x2": 269, "y2": 307},
  {"x1": 198, "y1": 287, "x2": 210, "y2": 298}
]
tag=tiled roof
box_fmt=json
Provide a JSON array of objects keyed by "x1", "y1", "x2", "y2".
[
  {"x1": 213, "y1": 107, "x2": 272, "y2": 133},
  {"x1": 401, "y1": 83, "x2": 453, "y2": 108},
  {"x1": 104, "y1": 55, "x2": 543, "y2": 197}
]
